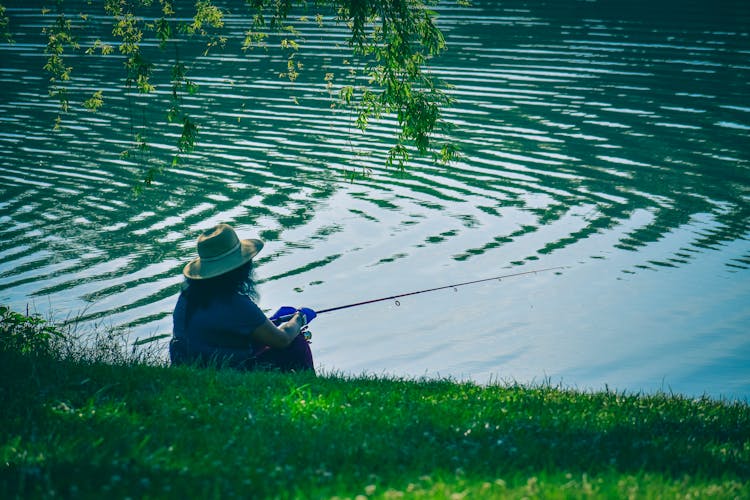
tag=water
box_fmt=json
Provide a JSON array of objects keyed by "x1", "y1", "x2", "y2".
[{"x1": 1, "y1": 0, "x2": 749, "y2": 399}]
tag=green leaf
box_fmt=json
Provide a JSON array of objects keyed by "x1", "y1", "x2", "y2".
[
  {"x1": 83, "y1": 90, "x2": 104, "y2": 111},
  {"x1": 0, "y1": 4, "x2": 14, "y2": 43}
]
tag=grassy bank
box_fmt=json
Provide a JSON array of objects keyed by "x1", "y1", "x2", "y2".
[{"x1": 1, "y1": 308, "x2": 749, "y2": 498}]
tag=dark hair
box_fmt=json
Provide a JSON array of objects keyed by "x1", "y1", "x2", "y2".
[{"x1": 182, "y1": 260, "x2": 259, "y2": 327}]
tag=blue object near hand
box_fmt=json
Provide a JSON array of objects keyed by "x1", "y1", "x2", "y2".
[
  {"x1": 269, "y1": 306, "x2": 296, "y2": 322},
  {"x1": 299, "y1": 307, "x2": 317, "y2": 324}
]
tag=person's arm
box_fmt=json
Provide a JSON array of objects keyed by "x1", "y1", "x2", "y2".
[{"x1": 250, "y1": 311, "x2": 305, "y2": 348}]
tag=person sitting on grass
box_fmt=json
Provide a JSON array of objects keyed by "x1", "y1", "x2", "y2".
[{"x1": 170, "y1": 223, "x2": 315, "y2": 372}]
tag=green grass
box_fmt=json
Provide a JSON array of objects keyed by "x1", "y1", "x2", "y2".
[{"x1": 1, "y1": 308, "x2": 749, "y2": 498}]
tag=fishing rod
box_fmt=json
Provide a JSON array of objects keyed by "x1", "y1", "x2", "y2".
[
  {"x1": 316, "y1": 266, "x2": 567, "y2": 315},
  {"x1": 273, "y1": 266, "x2": 566, "y2": 323}
]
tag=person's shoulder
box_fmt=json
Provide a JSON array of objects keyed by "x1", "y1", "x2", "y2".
[
  {"x1": 231, "y1": 292, "x2": 263, "y2": 312},
  {"x1": 231, "y1": 291, "x2": 255, "y2": 303}
]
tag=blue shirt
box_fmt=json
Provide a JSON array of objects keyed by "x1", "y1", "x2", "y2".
[{"x1": 171, "y1": 291, "x2": 267, "y2": 366}]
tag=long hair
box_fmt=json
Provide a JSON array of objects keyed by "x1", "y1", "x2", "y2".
[{"x1": 182, "y1": 260, "x2": 259, "y2": 326}]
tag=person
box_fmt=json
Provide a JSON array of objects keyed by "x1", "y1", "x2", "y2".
[{"x1": 169, "y1": 223, "x2": 315, "y2": 372}]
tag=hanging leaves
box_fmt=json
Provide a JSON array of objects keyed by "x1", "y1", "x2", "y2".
[
  {"x1": 2, "y1": 0, "x2": 463, "y2": 186},
  {"x1": 0, "y1": 4, "x2": 13, "y2": 43},
  {"x1": 245, "y1": 0, "x2": 459, "y2": 170},
  {"x1": 83, "y1": 90, "x2": 104, "y2": 111},
  {"x1": 42, "y1": 5, "x2": 78, "y2": 124}
]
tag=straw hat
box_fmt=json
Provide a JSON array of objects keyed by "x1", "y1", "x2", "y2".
[{"x1": 183, "y1": 223, "x2": 264, "y2": 279}]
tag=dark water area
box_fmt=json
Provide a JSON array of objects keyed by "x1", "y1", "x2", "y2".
[{"x1": 1, "y1": 1, "x2": 748, "y2": 399}]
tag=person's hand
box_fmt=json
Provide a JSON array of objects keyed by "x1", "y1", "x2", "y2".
[
  {"x1": 269, "y1": 306, "x2": 296, "y2": 325},
  {"x1": 298, "y1": 307, "x2": 317, "y2": 325}
]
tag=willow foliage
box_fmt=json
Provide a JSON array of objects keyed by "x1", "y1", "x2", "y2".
[{"x1": 2, "y1": 0, "x2": 464, "y2": 185}]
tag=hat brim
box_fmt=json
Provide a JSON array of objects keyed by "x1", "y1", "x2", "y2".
[{"x1": 183, "y1": 238, "x2": 263, "y2": 280}]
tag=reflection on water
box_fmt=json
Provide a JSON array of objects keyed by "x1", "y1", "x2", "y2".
[{"x1": 1, "y1": 0, "x2": 749, "y2": 398}]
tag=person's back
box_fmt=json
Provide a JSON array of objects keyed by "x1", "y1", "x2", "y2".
[{"x1": 171, "y1": 290, "x2": 263, "y2": 368}]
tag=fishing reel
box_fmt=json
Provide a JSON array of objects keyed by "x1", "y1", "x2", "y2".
[{"x1": 270, "y1": 306, "x2": 316, "y2": 343}]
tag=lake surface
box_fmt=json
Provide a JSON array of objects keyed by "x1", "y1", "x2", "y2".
[{"x1": 1, "y1": 0, "x2": 749, "y2": 399}]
